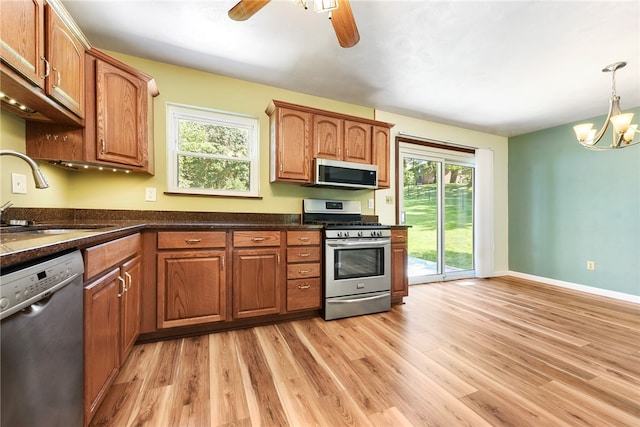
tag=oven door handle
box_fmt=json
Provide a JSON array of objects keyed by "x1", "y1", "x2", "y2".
[
  {"x1": 328, "y1": 293, "x2": 389, "y2": 304},
  {"x1": 326, "y1": 240, "x2": 390, "y2": 249}
]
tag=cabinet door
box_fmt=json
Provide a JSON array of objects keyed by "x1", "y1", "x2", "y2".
[
  {"x1": 372, "y1": 125, "x2": 390, "y2": 188},
  {"x1": 0, "y1": 0, "x2": 44, "y2": 87},
  {"x1": 95, "y1": 59, "x2": 147, "y2": 168},
  {"x1": 344, "y1": 120, "x2": 372, "y2": 164},
  {"x1": 84, "y1": 268, "x2": 121, "y2": 423},
  {"x1": 120, "y1": 255, "x2": 141, "y2": 361},
  {"x1": 46, "y1": 4, "x2": 84, "y2": 117},
  {"x1": 157, "y1": 250, "x2": 226, "y2": 328},
  {"x1": 391, "y1": 229, "x2": 408, "y2": 298},
  {"x1": 275, "y1": 107, "x2": 311, "y2": 182},
  {"x1": 233, "y1": 247, "x2": 281, "y2": 319},
  {"x1": 313, "y1": 114, "x2": 343, "y2": 160}
]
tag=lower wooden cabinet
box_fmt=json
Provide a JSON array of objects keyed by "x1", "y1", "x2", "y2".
[
  {"x1": 286, "y1": 230, "x2": 321, "y2": 311},
  {"x1": 83, "y1": 268, "x2": 120, "y2": 426},
  {"x1": 156, "y1": 231, "x2": 227, "y2": 328},
  {"x1": 232, "y1": 230, "x2": 283, "y2": 319},
  {"x1": 83, "y1": 233, "x2": 141, "y2": 425},
  {"x1": 157, "y1": 249, "x2": 226, "y2": 328},
  {"x1": 391, "y1": 229, "x2": 409, "y2": 300}
]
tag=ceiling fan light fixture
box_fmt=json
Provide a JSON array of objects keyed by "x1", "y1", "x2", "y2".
[
  {"x1": 291, "y1": 0, "x2": 308, "y2": 9},
  {"x1": 573, "y1": 61, "x2": 639, "y2": 150},
  {"x1": 314, "y1": 0, "x2": 338, "y2": 13}
]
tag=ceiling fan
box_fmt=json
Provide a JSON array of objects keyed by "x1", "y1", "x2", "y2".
[{"x1": 228, "y1": 0, "x2": 360, "y2": 48}]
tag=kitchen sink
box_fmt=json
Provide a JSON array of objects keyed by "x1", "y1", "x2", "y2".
[
  {"x1": 11, "y1": 228, "x2": 98, "y2": 235},
  {"x1": 0, "y1": 225, "x2": 114, "y2": 242}
]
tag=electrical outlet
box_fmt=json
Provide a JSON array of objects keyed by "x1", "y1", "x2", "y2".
[
  {"x1": 11, "y1": 173, "x2": 27, "y2": 194},
  {"x1": 587, "y1": 260, "x2": 595, "y2": 270},
  {"x1": 145, "y1": 187, "x2": 157, "y2": 202},
  {"x1": 385, "y1": 195, "x2": 393, "y2": 204}
]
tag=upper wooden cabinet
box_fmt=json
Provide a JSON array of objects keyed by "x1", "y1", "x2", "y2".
[
  {"x1": 343, "y1": 120, "x2": 372, "y2": 164},
  {"x1": 46, "y1": 3, "x2": 85, "y2": 117},
  {"x1": 0, "y1": 0, "x2": 88, "y2": 125},
  {"x1": 267, "y1": 102, "x2": 311, "y2": 183},
  {"x1": 267, "y1": 100, "x2": 393, "y2": 187},
  {"x1": 372, "y1": 125, "x2": 391, "y2": 188},
  {"x1": 0, "y1": 0, "x2": 45, "y2": 88},
  {"x1": 313, "y1": 115, "x2": 372, "y2": 164},
  {"x1": 25, "y1": 48, "x2": 159, "y2": 174}
]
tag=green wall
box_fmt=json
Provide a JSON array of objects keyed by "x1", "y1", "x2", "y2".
[{"x1": 509, "y1": 108, "x2": 640, "y2": 296}]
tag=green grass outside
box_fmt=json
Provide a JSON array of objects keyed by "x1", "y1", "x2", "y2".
[{"x1": 404, "y1": 183, "x2": 473, "y2": 270}]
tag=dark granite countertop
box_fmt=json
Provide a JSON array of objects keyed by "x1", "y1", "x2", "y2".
[{"x1": 0, "y1": 208, "x2": 406, "y2": 267}]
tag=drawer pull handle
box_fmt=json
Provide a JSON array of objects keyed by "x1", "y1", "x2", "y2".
[
  {"x1": 124, "y1": 272, "x2": 132, "y2": 290},
  {"x1": 185, "y1": 238, "x2": 202, "y2": 244},
  {"x1": 221, "y1": 256, "x2": 225, "y2": 271},
  {"x1": 298, "y1": 237, "x2": 310, "y2": 241},
  {"x1": 251, "y1": 237, "x2": 266, "y2": 242},
  {"x1": 298, "y1": 270, "x2": 311, "y2": 274},
  {"x1": 297, "y1": 253, "x2": 310, "y2": 258},
  {"x1": 297, "y1": 284, "x2": 311, "y2": 290}
]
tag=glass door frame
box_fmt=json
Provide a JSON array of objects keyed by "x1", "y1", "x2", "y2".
[{"x1": 398, "y1": 141, "x2": 476, "y2": 284}]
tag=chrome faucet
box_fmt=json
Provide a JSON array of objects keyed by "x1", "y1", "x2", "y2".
[{"x1": 0, "y1": 150, "x2": 49, "y2": 189}]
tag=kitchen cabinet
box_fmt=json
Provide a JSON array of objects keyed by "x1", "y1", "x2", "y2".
[
  {"x1": 0, "y1": 0, "x2": 88, "y2": 125},
  {"x1": 25, "y1": 48, "x2": 159, "y2": 174},
  {"x1": 83, "y1": 233, "x2": 141, "y2": 425},
  {"x1": 391, "y1": 229, "x2": 409, "y2": 301},
  {"x1": 343, "y1": 120, "x2": 372, "y2": 164},
  {"x1": 267, "y1": 99, "x2": 393, "y2": 185},
  {"x1": 286, "y1": 230, "x2": 322, "y2": 312},
  {"x1": 313, "y1": 115, "x2": 372, "y2": 164},
  {"x1": 156, "y1": 231, "x2": 227, "y2": 328},
  {"x1": 267, "y1": 102, "x2": 311, "y2": 183},
  {"x1": 232, "y1": 231, "x2": 282, "y2": 319},
  {"x1": 372, "y1": 125, "x2": 391, "y2": 188}
]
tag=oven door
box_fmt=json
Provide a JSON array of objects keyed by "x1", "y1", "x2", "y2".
[{"x1": 325, "y1": 238, "x2": 391, "y2": 298}]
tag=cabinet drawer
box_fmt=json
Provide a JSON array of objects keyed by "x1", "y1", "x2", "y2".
[
  {"x1": 233, "y1": 231, "x2": 281, "y2": 247},
  {"x1": 84, "y1": 233, "x2": 141, "y2": 280},
  {"x1": 287, "y1": 262, "x2": 320, "y2": 279},
  {"x1": 287, "y1": 230, "x2": 321, "y2": 246},
  {"x1": 287, "y1": 278, "x2": 321, "y2": 311},
  {"x1": 286, "y1": 246, "x2": 321, "y2": 263},
  {"x1": 157, "y1": 231, "x2": 226, "y2": 249},
  {"x1": 391, "y1": 229, "x2": 408, "y2": 244}
]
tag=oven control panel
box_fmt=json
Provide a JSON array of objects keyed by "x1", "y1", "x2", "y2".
[{"x1": 325, "y1": 228, "x2": 391, "y2": 239}]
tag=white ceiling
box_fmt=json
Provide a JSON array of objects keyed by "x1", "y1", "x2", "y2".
[{"x1": 62, "y1": 0, "x2": 640, "y2": 137}]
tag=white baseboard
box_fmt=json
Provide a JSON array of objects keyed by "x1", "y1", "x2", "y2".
[{"x1": 507, "y1": 271, "x2": 640, "y2": 304}]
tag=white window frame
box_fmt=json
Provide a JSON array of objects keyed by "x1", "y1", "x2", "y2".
[{"x1": 166, "y1": 102, "x2": 260, "y2": 197}]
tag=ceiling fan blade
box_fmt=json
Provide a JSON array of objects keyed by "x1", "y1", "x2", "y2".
[
  {"x1": 330, "y1": 0, "x2": 360, "y2": 48},
  {"x1": 228, "y1": 0, "x2": 271, "y2": 21}
]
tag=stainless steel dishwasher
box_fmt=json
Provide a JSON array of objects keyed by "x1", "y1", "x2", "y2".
[{"x1": 1, "y1": 250, "x2": 84, "y2": 427}]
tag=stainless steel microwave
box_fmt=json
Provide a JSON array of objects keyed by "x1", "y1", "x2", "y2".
[{"x1": 310, "y1": 158, "x2": 378, "y2": 190}]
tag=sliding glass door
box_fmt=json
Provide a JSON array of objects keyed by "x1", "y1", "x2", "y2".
[{"x1": 399, "y1": 144, "x2": 475, "y2": 283}]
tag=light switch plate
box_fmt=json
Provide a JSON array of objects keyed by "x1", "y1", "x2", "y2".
[
  {"x1": 11, "y1": 173, "x2": 27, "y2": 194},
  {"x1": 368, "y1": 198, "x2": 374, "y2": 209}
]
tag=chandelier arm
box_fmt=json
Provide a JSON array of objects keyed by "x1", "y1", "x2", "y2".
[{"x1": 585, "y1": 96, "x2": 617, "y2": 147}]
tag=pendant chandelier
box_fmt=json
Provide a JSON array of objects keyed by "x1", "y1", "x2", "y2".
[{"x1": 573, "y1": 62, "x2": 639, "y2": 150}]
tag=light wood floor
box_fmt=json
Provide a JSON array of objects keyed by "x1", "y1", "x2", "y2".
[{"x1": 90, "y1": 276, "x2": 640, "y2": 427}]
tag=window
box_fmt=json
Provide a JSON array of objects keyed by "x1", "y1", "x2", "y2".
[{"x1": 167, "y1": 103, "x2": 259, "y2": 197}]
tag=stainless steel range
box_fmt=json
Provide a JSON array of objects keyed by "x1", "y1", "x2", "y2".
[{"x1": 303, "y1": 199, "x2": 391, "y2": 320}]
